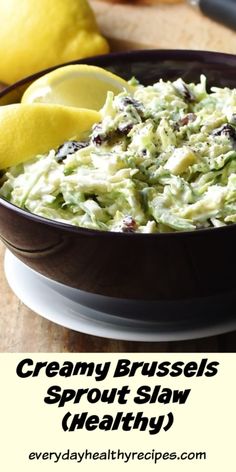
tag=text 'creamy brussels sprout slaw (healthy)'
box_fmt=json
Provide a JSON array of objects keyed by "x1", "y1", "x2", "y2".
[{"x1": 1, "y1": 75, "x2": 236, "y2": 233}]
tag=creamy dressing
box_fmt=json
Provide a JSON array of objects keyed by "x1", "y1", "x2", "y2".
[{"x1": 1, "y1": 75, "x2": 236, "y2": 233}]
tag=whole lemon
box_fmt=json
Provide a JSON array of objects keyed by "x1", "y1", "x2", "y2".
[{"x1": 0, "y1": 0, "x2": 109, "y2": 84}]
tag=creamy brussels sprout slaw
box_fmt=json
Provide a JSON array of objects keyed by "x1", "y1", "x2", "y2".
[{"x1": 1, "y1": 75, "x2": 236, "y2": 233}]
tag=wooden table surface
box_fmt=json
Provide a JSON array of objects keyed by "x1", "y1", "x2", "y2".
[{"x1": 1, "y1": 1, "x2": 236, "y2": 352}]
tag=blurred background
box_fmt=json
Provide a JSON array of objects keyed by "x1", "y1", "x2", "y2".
[{"x1": 90, "y1": 0, "x2": 236, "y2": 53}]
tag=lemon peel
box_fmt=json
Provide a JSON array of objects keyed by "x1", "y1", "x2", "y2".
[
  {"x1": 0, "y1": 0, "x2": 109, "y2": 84},
  {"x1": 0, "y1": 104, "x2": 100, "y2": 169},
  {"x1": 22, "y1": 65, "x2": 131, "y2": 111}
]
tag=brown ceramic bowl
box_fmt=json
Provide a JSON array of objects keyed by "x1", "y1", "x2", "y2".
[{"x1": 1, "y1": 49, "x2": 236, "y2": 320}]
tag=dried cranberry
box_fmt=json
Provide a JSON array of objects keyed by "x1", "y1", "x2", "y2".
[
  {"x1": 92, "y1": 133, "x2": 104, "y2": 146},
  {"x1": 119, "y1": 97, "x2": 144, "y2": 117},
  {"x1": 91, "y1": 124, "x2": 106, "y2": 146},
  {"x1": 212, "y1": 124, "x2": 236, "y2": 140},
  {"x1": 122, "y1": 97, "x2": 141, "y2": 108},
  {"x1": 179, "y1": 113, "x2": 197, "y2": 127},
  {"x1": 118, "y1": 123, "x2": 133, "y2": 135},
  {"x1": 121, "y1": 216, "x2": 137, "y2": 233},
  {"x1": 56, "y1": 141, "x2": 88, "y2": 162},
  {"x1": 174, "y1": 79, "x2": 195, "y2": 103}
]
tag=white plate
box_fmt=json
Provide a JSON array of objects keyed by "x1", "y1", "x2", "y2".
[{"x1": 4, "y1": 250, "x2": 236, "y2": 342}]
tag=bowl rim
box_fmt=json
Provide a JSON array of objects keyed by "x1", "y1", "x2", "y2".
[
  {"x1": 1, "y1": 48, "x2": 236, "y2": 98},
  {"x1": 1, "y1": 48, "x2": 236, "y2": 239}
]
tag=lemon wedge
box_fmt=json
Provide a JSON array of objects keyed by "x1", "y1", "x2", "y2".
[
  {"x1": 21, "y1": 65, "x2": 131, "y2": 111},
  {"x1": 0, "y1": 104, "x2": 100, "y2": 169}
]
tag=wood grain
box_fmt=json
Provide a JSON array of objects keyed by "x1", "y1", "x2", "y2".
[
  {"x1": 1, "y1": 1, "x2": 236, "y2": 352},
  {"x1": 91, "y1": 1, "x2": 236, "y2": 53}
]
